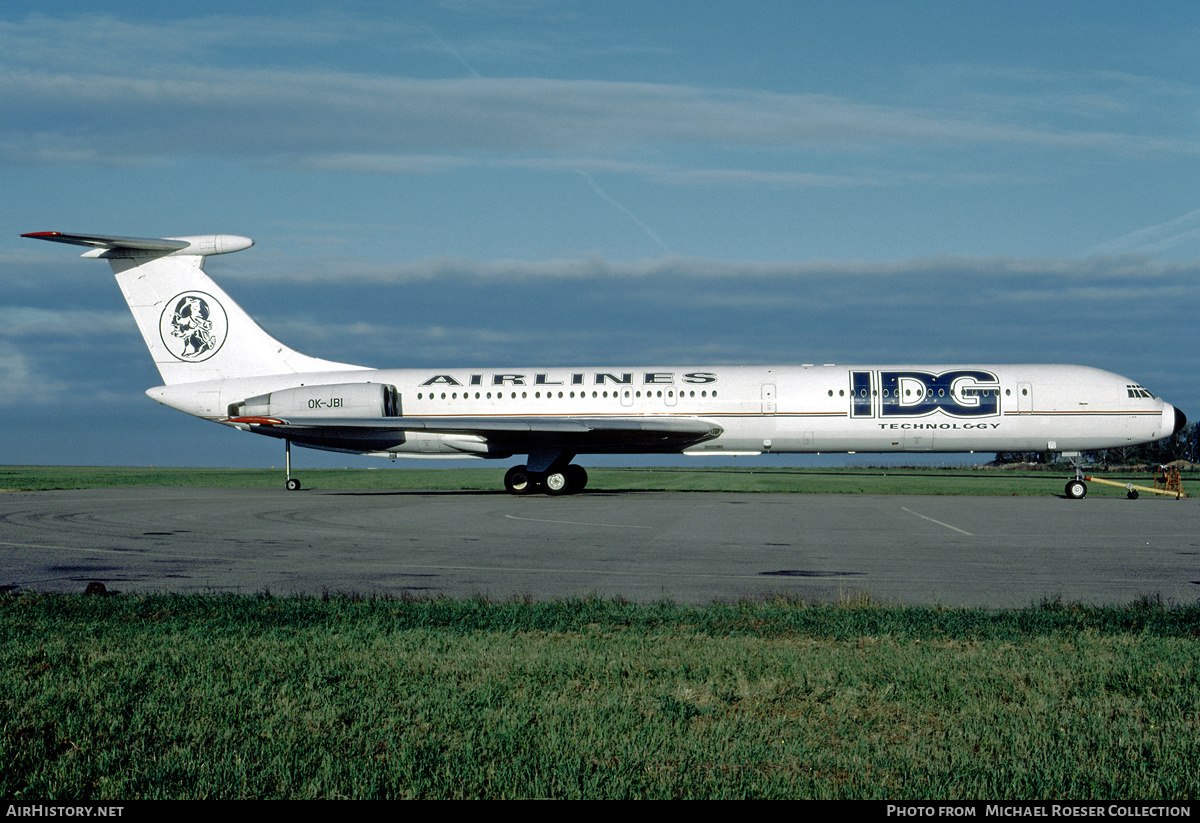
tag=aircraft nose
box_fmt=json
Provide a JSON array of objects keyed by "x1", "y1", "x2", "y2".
[{"x1": 1174, "y1": 405, "x2": 1187, "y2": 436}]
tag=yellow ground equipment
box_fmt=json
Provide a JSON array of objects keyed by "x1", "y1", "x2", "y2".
[
  {"x1": 1080, "y1": 467, "x2": 1188, "y2": 500},
  {"x1": 1155, "y1": 465, "x2": 1185, "y2": 497}
]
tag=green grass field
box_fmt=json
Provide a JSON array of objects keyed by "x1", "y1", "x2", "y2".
[
  {"x1": 4, "y1": 593, "x2": 1199, "y2": 800},
  {"x1": 1, "y1": 463, "x2": 1188, "y2": 497}
]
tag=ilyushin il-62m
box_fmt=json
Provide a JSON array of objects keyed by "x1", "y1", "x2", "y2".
[{"x1": 24, "y1": 231, "x2": 1186, "y2": 498}]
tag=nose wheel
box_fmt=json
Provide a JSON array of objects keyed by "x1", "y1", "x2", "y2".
[{"x1": 284, "y1": 440, "x2": 302, "y2": 491}]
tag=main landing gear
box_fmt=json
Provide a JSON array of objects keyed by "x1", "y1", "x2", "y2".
[
  {"x1": 504, "y1": 452, "x2": 589, "y2": 496},
  {"x1": 278, "y1": 438, "x2": 590, "y2": 496}
]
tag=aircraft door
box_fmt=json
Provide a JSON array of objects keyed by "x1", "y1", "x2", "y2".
[
  {"x1": 762, "y1": 383, "x2": 777, "y2": 414},
  {"x1": 904, "y1": 431, "x2": 934, "y2": 450},
  {"x1": 198, "y1": 390, "x2": 221, "y2": 417},
  {"x1": 1018, "y1": 382, "x2": 1032, "y2": 413}
]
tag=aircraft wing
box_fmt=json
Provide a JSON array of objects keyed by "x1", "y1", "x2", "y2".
[{"x1": 225, "y1": 414, "x2": 724, "y2": 451}]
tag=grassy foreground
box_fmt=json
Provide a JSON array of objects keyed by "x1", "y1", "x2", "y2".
[
  {"x1": 2, "y1": 464, "x2": 1187, "y2": 496},
  {"x1": 4, "y1": 593, "x2": 1199, "y2": 799}
]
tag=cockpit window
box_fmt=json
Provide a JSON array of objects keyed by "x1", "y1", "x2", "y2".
[{"x1": 1126, "y1": 384, "x2": 1157, "y2": 399}]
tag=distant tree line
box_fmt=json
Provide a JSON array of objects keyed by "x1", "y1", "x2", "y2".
[{"x1": 994, "y1": 422, "x2": 1199, "y2": 467}]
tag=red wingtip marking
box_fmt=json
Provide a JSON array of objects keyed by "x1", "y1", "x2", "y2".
[{"x1": 21, "y1": 232, "x2": 62, "y2": 237}]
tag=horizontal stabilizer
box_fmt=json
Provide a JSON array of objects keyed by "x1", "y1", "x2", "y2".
[
  {"x1": 22, "y1": 232, "x2": 252, "y2": 257},
  {"x1": 22, "y1": 232, "x2": 190, "y2": 251}
]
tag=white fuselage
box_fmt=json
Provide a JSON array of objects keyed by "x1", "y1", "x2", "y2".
[{"x1": 150, "y1": 362, "x2": 1178, "y2": 458}]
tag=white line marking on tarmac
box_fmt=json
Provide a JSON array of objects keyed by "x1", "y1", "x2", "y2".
[
  {"x1": 504, "y1": 514, "x2": 652, "y2": 529},
  {"x1": 364, "y1": 560, "x2": 769, "y2": 581},
  {"x1": 900, "y1": 507, "x2": 974, "y2": 536},
  {"x1": 0, "y1": 539, "x2": 220, "y2": 559}
]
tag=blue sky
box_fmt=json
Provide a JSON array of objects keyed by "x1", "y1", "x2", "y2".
[{"x1": 3, "y1": 1, "x2": 1198, "y2": 468}]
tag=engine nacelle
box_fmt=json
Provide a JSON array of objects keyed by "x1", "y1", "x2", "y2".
[{"x1": 229, "y1": 383, "x2": 399, "y2": 419}]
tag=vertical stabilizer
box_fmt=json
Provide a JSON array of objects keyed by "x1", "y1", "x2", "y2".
[{"x1": 23, "y1": 232, "x2": 366, "y2": 385}]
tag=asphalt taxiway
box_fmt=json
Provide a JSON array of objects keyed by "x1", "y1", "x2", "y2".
[{"x1": 1, "y1": 487, "x2": 1196, "y2": 607}]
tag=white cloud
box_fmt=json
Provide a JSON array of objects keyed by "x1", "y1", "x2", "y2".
[
  {"x1": 8, "y1": 70, "x2": 1194, "y2": 162},
  {"x1": 3, "y1": 11, "x2": 1197, "y2": 175},
  {"x1": 226, "y1": 250, "x2": 1200, "y2": 286},
  {"x1": 0, "y1": 342, "x2": 67, "y2": 406},
  {"x1": 0, "y1": 307, "x2": 132, "y2": 337}
]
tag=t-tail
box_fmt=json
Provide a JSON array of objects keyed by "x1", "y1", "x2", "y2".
[{"x1": 22, "y1": 232, "x2": 365, "y2": 385}]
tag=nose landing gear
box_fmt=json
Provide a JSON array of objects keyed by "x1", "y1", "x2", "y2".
[{"x1": 1065, "y1": 476, "x2": 1087, "y2": 499}]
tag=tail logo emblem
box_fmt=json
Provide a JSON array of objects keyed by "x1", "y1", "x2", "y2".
[{"x1": 159, "y1": 292, "x2": 228, "y2": 362}]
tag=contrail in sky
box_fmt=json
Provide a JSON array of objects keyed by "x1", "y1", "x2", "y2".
[
  {"x1": 576, "y1": 170, "x2": 673, "y2": 254},
  {"x1": 422, "y1": 24, "x2": 673, "y2": 255},
  {"x1": 421, "y1": 25, "x2": 482, "y2": 78},
  {"x1": 1085, "y1": 207, "x2": 1200, "y2": 256}
]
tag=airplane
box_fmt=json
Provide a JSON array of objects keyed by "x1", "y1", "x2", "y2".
[{"x1": 23, "y1": 230, "x2": 1187, "y2": 499}]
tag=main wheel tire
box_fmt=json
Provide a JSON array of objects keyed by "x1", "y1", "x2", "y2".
[
  {"x1": 286, "y1": 478, "x2": 302, "y2": 491},
  {"x1": 544, "y1": 470, "x2": 570, "y2": 495},
  {"x1": 567, "y1": 464, "x2": 588, "y2": 492},
  {"x1": 504, "y1": 465, "x2": 535, "y2": 495},
  {"x1": 1065, "y1": 480, "x2": 1087, "y2": 499}
]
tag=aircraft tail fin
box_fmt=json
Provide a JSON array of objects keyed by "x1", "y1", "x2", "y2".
[{"x1": 23, "y1": 232, "x2": 366, "y2": 386}]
